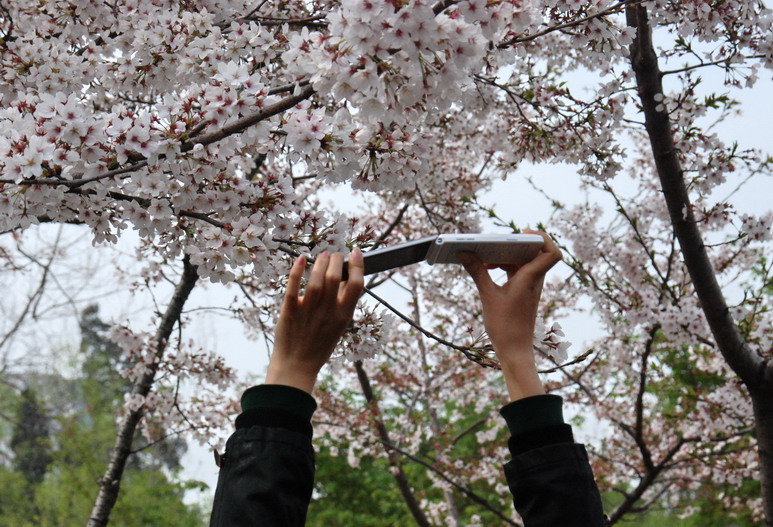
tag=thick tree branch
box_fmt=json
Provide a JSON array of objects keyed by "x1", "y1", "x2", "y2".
[
  {"x1": 607, "y1": 437, "x2": 686, "y2": 525},
  {"x1": 626, "y1": 5, "x2": 764, "y2": 388},
  {"x1": 634, "y1": 329, "x2": 657, "y2": 472},
  {"x1": 87, "y1": 257, "x2": 198, "y2": 527},
  {"x1": 627, "y1": 5, "x2": 773, "y2": 524}
]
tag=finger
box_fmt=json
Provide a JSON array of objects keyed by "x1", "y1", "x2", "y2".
[
  {"x1": 458, "y1": 251, "x2": 495, "y2": 294},
  {"x1": 285, "y1": 255, "x2": 306, "y2": 299},
  {"x1": 304, "y1": 251, "x2": 330, "y2": 306},
  {"x1": 501, "y1": 264, "x2": 521, "y2": 280},
  {"x1": 282, "y1": 255, "x2": 306, "y2": 311},
  {"x1": 340, "y1": 248, "x2": 364, "y2": 311},
  {"x1": 519, "y1": 231, "x2": 563, "y2": 277},
  {"x1": 323, "y1": 253, "x2": 344, "y2": 304}
]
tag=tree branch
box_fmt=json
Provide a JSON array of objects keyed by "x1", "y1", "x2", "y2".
[
  {"x1": 180, "y1": 85, "x2": 315, "y2": 151},
  {"x1": 8, "y1": 85, "x2": 315, "y2": 190},
  {"x1": 499, "y1": 0, "x2": 642, "y2": 48},
  {"x1": 634, "y1": 329, "x2": 658, "y2": 473},
  {"x1": 626, "y1": 5, "x2": 773, "y2": 523},
  {"x1": 363, "y1": 286, "x2": 500, "y2": 368},
  {"x1": 353, "y1": 360, "x2": 432, "y2": 527},
  {"x1": 606, "y1": 437, "x2": 686, "y2": 524},
  {"x1": 0, "y1": 229, "x2": 60, "y2": 353},
  {"x1": 380, "y1": 440, "x2": 522, "y2": 526},
  {"x1": 87, "y1": 257, "x2": 198, "y2": 527}
]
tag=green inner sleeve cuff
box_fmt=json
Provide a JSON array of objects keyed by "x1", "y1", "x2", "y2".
[
  {"x1": 241, "y1": 384, "x2": 318, "y2": 422},
  {"x1": 499, "y1": 394, "x2": 565, "y2": 437}
]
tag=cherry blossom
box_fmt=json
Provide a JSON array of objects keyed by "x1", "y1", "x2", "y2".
[{"x1": 1, "y1": 0, "x2": 771, "y2": 524}]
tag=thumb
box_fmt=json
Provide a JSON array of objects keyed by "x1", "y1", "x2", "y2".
[
  {"x1": 518, "y1": 230, "x2": 563, "y2": 278},
  {"x1": 458, "y1": 251, "x2": 494, "y2": 293}
]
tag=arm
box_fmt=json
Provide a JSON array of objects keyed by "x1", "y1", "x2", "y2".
[
  {"x1": 460, "y1": 231, "x2": 605, "y2": 527},
  {"x1": 209, "y1": 251, "x2": 364, "y2": 527}
]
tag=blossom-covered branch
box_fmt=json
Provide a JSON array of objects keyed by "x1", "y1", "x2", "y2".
[
  {"x1": 626, "y1": 4, "x2": 773, "y2": 521},
  {"x1": 88, "y1": 257, "x2": 198, "y2": 527}
]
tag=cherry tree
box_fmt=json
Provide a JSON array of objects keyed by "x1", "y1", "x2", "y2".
[{"x1": 0, "y1": 0, "x2": 771, "y2": 525}]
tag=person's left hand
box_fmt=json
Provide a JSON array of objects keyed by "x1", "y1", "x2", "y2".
[{"x1": 265, "y1": 250, "x2": 365, "y2": 393}]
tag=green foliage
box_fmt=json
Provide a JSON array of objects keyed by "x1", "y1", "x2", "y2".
[
  {"x1": 649, "y1": 342, "x2": 727, "y2": 418},
  {"x1": 307, "y1": 448, "x2": 415, "y2": 526},
  {"x1": 0, "y1": 306, "x2": 206, "y2": 526},
  {"x1": 603, "y1": 482, "x2": 760, "y2": 527},
  {"x1": 312, "y1": 371, "x2": 517, "y2": 526}
]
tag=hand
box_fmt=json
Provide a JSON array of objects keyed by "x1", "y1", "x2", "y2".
[
  {"x1": 458, "y1": 230, "x2": 562, "y2": 401},
  {"x1": 265, "y1": 250, "x2": 365, "y2": 393}
]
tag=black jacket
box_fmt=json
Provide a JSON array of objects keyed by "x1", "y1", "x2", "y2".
[
  {"x1": 210, "y1": 387, "x2": 604, "y2": 526},
  {"x1": 209, "y1": 425, "x2": 315, "y2": 526}
]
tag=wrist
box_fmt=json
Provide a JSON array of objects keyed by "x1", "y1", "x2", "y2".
[
  {"x1": 497, "y1": 349, "x2": 545, "y2": 402},
  {"x1": 265, "y1": 361, "x2": 319, "y2": 394}
]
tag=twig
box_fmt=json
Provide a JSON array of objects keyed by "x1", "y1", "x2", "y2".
[
  {"x1": 363, "y1": 286, "x2": 500, "y2": 368},
  {"x1": 499, "y1": 0, "x2": 642, "y2": 48},
  {"x1": 381, "y1": 440, "x2": 522, "y2": 526}
]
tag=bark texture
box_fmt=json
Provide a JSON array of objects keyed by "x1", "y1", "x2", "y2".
[
  {"x1": 627, "y1": 5, "x2": 773, "y2": 524},
  {"x1": 87, "y1": 257, "x2": 198, "y2": 527}
]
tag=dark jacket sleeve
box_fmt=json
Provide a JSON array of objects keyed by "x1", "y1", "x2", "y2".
[
  {"x1": 209, "y1": 385, "x2": 317, "y2": 527},
  {"x1": 501, "y1": 395, "x2": 606, "y2": 527}
]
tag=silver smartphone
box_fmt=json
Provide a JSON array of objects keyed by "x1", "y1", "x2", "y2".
[
  {"x1": 425, "y1": 233, "x2": 544, "y2": 265},
  {"x1": 341, "y1": 233, "x2": 543, "y2": 280},
  {"x1": 342, "y1": 236, "x2": 437, "y2": 280}
]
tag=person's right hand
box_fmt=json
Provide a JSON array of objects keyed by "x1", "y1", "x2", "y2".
[
  {"x1": 265, "y1": 250, "x2": 365, "y2": 393},
  {"x1": 458, "y1": 230, "x2": 562, "y2": 400}
]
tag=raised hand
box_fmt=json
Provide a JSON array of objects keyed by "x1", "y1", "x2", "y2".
[
  {"x1": 265, "y1": 250, "x2": 365, "y2": 393},
  {"x1": 458, "y1": 230, "x2": 562, "y2": 401}
]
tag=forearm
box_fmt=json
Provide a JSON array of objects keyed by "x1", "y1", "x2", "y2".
[
  {"x1": 498, "y1": 346, "x2": 545, "y2": 402},
  {"x1": 499, "y1": 395, "x2": 606, "y2": 527},
  {"x1": 210, "y1": 385, "x2": 317, "y2": 527}
]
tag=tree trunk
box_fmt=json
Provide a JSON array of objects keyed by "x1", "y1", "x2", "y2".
[
  {"x1": 88, "y1": 257, "x2": 198, "y2": 527},
  {"x1": 626, "y1": 5, "x2": 773, "y2": 524},
  {"x1": 753, "y1": 382, "x2": 773, "y2": 525},
  {"x1": 354, "y1": 360, "x2": 432, "y2": 527}
]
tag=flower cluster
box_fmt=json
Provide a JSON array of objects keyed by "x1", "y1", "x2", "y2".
[
  {"x1": 2, "y1": 0, "x2": 771, "y2": 521},
  {"x1": 336, "y1": 305, "x2": 397, "y2": 362},
  {"x1": 534, "y1": 320, "x2": 572, "y2": 363}
]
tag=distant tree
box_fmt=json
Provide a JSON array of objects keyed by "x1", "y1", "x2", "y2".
[{"x1": 9, "y1": 388, "x2": 52, "y2": 485}]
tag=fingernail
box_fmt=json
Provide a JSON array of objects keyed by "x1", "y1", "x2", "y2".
[{"x1": 351, "y1": 248, "x2": 363, "y2": 263}]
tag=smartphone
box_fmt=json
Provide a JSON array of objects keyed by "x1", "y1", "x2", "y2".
[
  {"x1": 425, "y1": 233, "x2": 544, "y2": 265},
  {"x1": 341, "y1": 236, "x2": 437, "y2": 280},
  {"x1": 340, "y1": 233, "x2": 544, "y2": 280}
]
